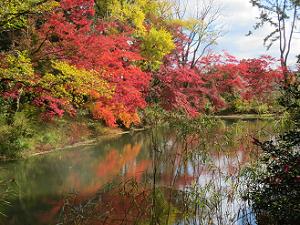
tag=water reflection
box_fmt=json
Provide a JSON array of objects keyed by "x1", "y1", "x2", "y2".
[{"x1": 0, "y1": 120, "x2": 275, "y2": 225}]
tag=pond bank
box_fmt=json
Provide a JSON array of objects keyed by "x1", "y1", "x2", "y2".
[
  {"x1": 212, "y1": 113, "x2": 276, "y2": 120},
  {"x1": 29, "y1": 127, "x2": 149, "y2": 158},
  {"x1": 1, "y1": 114, "x2": 275, "y2": 162},
  {"x1": 27, "y1": 114, "x2": 275, "y2": 158}
]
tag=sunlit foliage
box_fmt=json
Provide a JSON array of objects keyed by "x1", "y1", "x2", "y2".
[
  {"x1": 40, "y1": 61, "x2": 113, "y2": 108},
  {"x1": 0, "y1": 0, "x2": 286, "y2": 158},
  {"x1": 0, "y1": 0, "x2": 58, "y2": 31}
]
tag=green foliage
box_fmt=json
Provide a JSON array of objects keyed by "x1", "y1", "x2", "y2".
[
  {"x1": 94, "y1": 0, "x2": 112, "y2": 18},
  {"x1": 148, "y1": 189, "x2": 178, "y2": 225},
  {"x1": 96, "y1": 0, "x2": 161, "y2": 31},
  {"x1": 233, "y1": 98, "x2": 270, "y2": 114},
  {"x1": 244, "y1": 72, "x2": 300, "y2": 224},
  {"x1": 0, "y1": 112, "x2": 33, "y2": 158},
  {"x1": 142, "y1": 105, "x2": 168, "y2": 126},
  {"x1": 36, "y1": 125, "x2": 62, "y2": 145},
  {"x1": 278, "y1": 73, "x2": 300, "y2": 124},
  {"x1": 274, "y1": 111, "x2": 298, "y2": 132},
  {"x1": 220, "y1": 91, "x2": 280, "y2": 115},
  {"x1": 245, "y1": 131, "x2": 300, "y2": 224},
  {"x1": 109, "y1": 0, "x2": 147, "y2": 32},
  {"x1": 142, "y1": 105, "x2": 222, "y2": 137},
  {"x1": 168, "y1": 114, "x2": 221, "y2": 138}
]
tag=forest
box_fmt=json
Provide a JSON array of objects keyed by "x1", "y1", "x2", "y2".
[
  {"x1": 0, "y1": 0, "x2": 290, "y2": 157},
  {"x1": 0, "y1": 0, "x2": 299, "y2": 225}
]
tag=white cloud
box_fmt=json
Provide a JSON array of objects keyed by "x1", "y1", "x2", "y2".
[{"x1": 185, "y1": 0, "x2": 299, "y2": 66}]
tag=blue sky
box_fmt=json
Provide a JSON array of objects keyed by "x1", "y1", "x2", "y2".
[{"x1": 186, "y1": 0, "x2": 300, "y2": 67}]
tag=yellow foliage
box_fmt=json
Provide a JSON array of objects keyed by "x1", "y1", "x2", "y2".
[
  {"x1": 0, "y1": 0, "x2": 59, "y2": 29},
  {"x1": 34, "y1": 0, "x2": 59, "y2": 12},
  {"x1": 40, "y1": 61, "x2": 113, "y2": 107},
  {"x1": 170, "y1": 18, "x2": 206, "y2": 30},
  {"x1": 96, "y1": 0, "x2": 175, "y2": 70},
  {"x1": 141, "y1": 27, "x2": 175, "y2": 70},
  {"x1": 0, "y1": 51, "x2": 35, "y2": 85},
  {"x1": 118, "y1": 111, "x2": 141, "y2": 128},
  {"x1": 104, "y1": 0, "x2": 171, "y2": 34},
  {"x1": 109, "y1": 0, "x2": 146, "y2": 33}
]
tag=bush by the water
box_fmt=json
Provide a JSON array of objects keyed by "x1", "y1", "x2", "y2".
[
  {"x1": 245, "y1": 131, "x2": 300, "y2": 224},
  {"x1": 244, "y1": 72, "x2": 300, "y2": 224},
  {"x1": 0, "y1": 112, "x2": 33, "y2": 158}
]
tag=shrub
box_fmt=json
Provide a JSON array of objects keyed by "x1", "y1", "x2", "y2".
[
  {"x1": 141, "y1": 105, "x2": 168, "y2": 126},
  {"x1": 278, "y1": 73, "x2": 300, "y2": 124},
  {"x1": 245, "y1": 131, "x2": 300, "y2": 224},
  {"x1": 0, "y1": 112, "x2": 33, "y2": 158},
  {"x1": 233, "y1": 98, "x2": 270, "y2": 114}
]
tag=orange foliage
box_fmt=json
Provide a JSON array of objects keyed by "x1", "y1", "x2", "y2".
[
  {"x1": 118, "y1": 112, "x2": 141, "y2": 128},
  {"x1": 92, "y1": 102, "x2": 141, "y2": 127},
  {"x1": 92, "y1": 102, "x2": 117, "y2": 127}
]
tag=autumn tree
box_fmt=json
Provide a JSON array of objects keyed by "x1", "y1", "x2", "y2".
[
  {"x1": 147, "y1": 0, "x2": 224, "y2": 115},
  {"x1": 0, "y1": 0, "x2": 58, "y2": 52},
  {"x1": 93, "y1": 0, "x2": 176, "y2": 71},
  {"x1": 198, "y1": 53, "x2": 283, "y2": 109},
  {"x1": 0, "y1": 0, "x2": 285, "y2": 127},
  {"x1": 0, "y1": 0, "x2": 58, "y2": 31},
  {"x1": 32, "y1": 0, "x2": 151, "y2": 126}
]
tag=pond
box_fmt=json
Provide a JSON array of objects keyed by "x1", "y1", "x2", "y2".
[{"x1": 0, "y1": 119, "x2": 276, "y2": 225}]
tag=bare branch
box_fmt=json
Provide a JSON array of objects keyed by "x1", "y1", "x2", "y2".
[
  {"x1": 172, "y1": 0, "x2": 223, "y2": 68},
  {"x1": 249, "y1": 0, "x2": 300, "y2": 69}
]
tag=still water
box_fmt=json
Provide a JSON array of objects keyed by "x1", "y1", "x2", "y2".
[{"x1": 0, "y1": 119, "x2": 275, "y2": 225}]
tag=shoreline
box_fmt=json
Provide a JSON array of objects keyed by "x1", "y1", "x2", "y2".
[
  {"x1": 211, "y1": 113, "x2": 276, "y2": 120},
  {"x1": 0, "y1": 114, "x2": 276, "y2": 162},
  {"x1": 29, "y1": 127, "x2": 148, "y2": 158}
]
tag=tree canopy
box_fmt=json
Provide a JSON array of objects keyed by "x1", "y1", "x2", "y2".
[{"x1": 0, "y1": 0, "x2": 284, "y2": 128}]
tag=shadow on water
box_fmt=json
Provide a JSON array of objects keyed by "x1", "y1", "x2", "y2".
[{"x1": 0, "y1": 119, "x2": 276, "y2": 225}]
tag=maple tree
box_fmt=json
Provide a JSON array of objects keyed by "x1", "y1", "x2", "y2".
[
  {"x1": 2, "y1": 0, "x2": 280, "y2": 127},
  {"x1": 151, "y1": 38, "x2": 283, "y2": 116},
  {"x1": 0, "y1": 0, "x2": 285, "y2": 130},
  {"x1": 152, "y1": 64, "x2": 208, "y2": 117},
  {"x1": 94, "y1": 0, "x2": 176, "y2": 72},
  {"x1": 198, "y1": 53, "x2": 283, "y2": 104},
  {"x1": 33, "y1": 0, "x2": 151, "y2": 126}
]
